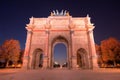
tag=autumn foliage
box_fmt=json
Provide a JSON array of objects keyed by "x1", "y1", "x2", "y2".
[
  {"x1": 0, "y1": 39, "x2": 21, "y2": 68},
  {"x1": 96, "y1": 37, "x2": 120, "y2": 67}
]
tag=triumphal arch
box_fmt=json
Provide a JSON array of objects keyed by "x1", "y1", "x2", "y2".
[{"x1": 23, "y1": 10, "x2": 98, "y2": 69}]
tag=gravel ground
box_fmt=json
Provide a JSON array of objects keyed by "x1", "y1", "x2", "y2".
[{"x1": 0, "y1": 68, "x2": 120, "y2": 80}]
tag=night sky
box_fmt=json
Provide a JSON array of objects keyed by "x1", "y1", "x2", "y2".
[
  {"x1": 0, "y1": 0, "x2": 120, "y2": 64},
  {"x1": 54, "y1": 43, "x2": 67, "y2": 64}
]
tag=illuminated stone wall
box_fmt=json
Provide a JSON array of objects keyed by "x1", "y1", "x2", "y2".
[{"x1": 22, "y1": 14, "x2": 98, "y2": 69}]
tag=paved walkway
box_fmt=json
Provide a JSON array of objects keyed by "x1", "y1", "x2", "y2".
[{"x1": 0, "y1": 68, "x2": 120, "y2": 80}]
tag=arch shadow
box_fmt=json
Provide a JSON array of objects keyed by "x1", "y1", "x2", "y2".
[
  {"x1": 32, "y1": 48, "x2": 43, "y2": 69},
  {"x1": 77, "y1": 48, "x2": 88, "y2": 69}
]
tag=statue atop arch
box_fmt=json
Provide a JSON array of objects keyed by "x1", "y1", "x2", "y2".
[{"x1": 50, "y1": 10, "x2": 70, "y2": 16}]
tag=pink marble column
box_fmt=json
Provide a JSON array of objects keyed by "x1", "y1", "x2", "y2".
[
  {"x1": 22, "y1": 29, "x2": 32, "y2": 69},
  {"x1": 88, "y1": 30, "x2": 99, "y2": 69},
  {"x1": 42, "y1": 30, "x2": 49, "y2": 69},
  {"x1": 70, "y1": 30, "x2": 77, "y2": 69}
]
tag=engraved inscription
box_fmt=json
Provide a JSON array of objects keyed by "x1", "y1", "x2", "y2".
[{"x1": 50, "y1": 19, "x2": 69, "y2": 26}]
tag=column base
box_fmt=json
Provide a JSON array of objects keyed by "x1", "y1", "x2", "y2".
[
  {"x1": 22, "y1": 56, "x2": 29, "y2": 69},
  {"x1": 43, "y1": 56, "x2": 48, "y2": 69},
  {"x1": 71, "y1": 56, "x2": 77, "y2": 69},
  {"x1": 92, "y1": 56, "x2": 99, "y2": 69}
]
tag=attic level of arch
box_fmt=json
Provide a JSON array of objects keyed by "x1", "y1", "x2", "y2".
[{"x1": 26, "y1": 15, "x2": 94, "y2": 32}]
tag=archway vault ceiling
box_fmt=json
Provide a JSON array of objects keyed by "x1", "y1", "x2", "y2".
[{"x1": 52, "y1": 35, "x2": 68, "y2": 45}]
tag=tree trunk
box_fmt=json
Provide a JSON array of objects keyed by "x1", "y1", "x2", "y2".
[
  {"x1": 14, "y1": 61, "x2": 17, "y2": 68},
  {"x1": 113, "y1": 60, "x2": 116, "y2": 67},
  {"x1": 6, "y1": 60, "x2": 9, "y2": 68}
]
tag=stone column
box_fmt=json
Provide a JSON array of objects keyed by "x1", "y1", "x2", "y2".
[
  {"x1": 42, "y1": 30, "x2": 49, "y2": 69},
  {"x1": 22, "y1": 29, "x2": 32, "y2": 69},
  {"x1": 88, "y1": 30, "x2": 98, "y2": 69},
  {"x1": 71, "y1": 56, "x2": 77, "y2": 69},
  {"x1": 43, "y1": 56, "x2": 48, "y2": 69},
  {"x1": 70, "y1": 30, "x2": 77, "y2": 69}
]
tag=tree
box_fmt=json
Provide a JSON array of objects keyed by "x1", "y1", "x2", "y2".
[
  {"x1": 114, "y1": 42, "x2": 120, "y2": 64},
  {"x1": 0, "y1": 46, "x2": 6, "y2": 61},
  {"x1": 101, "y1": 37, "x2": 120, "y2": 67},
  {"x1": 0, "y1": 46, "x2": 3, "y2": 60},
  {"x1": 18, "y1": 49, "x2": 24, "y2": 64},
  {"x1": 2, "y1": 39, "x2": 21, "y2": 67}
]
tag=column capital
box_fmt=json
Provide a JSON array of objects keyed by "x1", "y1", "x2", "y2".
[
  {"x1": 87, "y1": 30, "x2": 93, "y2": 34},
  {"x1": 70, "y1": 29, "x2": 74, "y2": 34},
  {"x1": 45, "y1": 30, "x2": 50, "y2": 34},
  {"x1": 27, "y1": 30, "x2": 33, "y2": 34}
]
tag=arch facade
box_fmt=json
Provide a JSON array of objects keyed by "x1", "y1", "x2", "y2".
[{"x1": 22, "y1": 14, "x2": 98, "y2": 69}]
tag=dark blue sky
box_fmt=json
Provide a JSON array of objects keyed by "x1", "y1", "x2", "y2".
[
  {"x1": 54, "y1": 43, "x2": 67, "y2": 64},
  {"x1": 0, "y1": 0, "x2": 120, "y2": 49}
]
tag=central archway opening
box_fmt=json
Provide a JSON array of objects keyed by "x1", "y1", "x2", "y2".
[{"x1": 53, "y1": 43, "x2": 67, "y2": 68}]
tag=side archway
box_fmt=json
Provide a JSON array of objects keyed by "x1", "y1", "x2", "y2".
[
  {"x1": 77, "y1": 48, "x2": 88, "y2": 69},
  {"x1": 32, "y1": 48, "x2": 43, "y2": 69}
]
